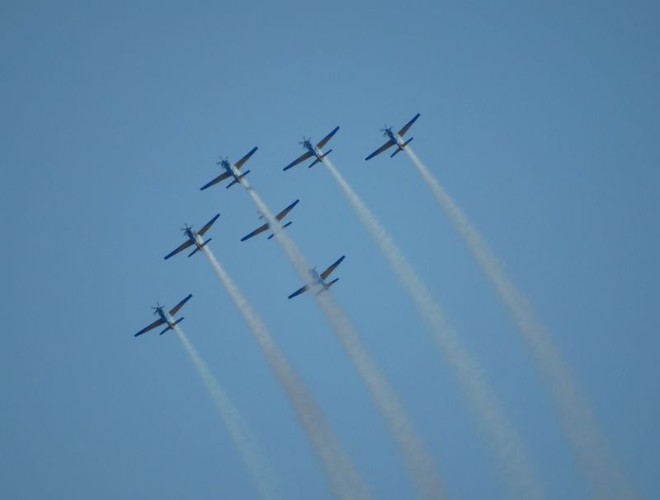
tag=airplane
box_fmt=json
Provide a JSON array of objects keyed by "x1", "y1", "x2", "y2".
[
  {"x1": 134, "y1": 294, "x2": 193, "y2": 337},
  {"x1": 241, "y1": 199, "x2": 300, "y2": 242},
  {"x1": 288, "y1": 255, "x2": 345, "y2": 299},
  {"x1": 365, "y1": 113, "x2": 420, "y2": 161},
  {"x1": 283, "y1": 126, "x2": 340, "y2": 171},
  {"x1": 164, "y1": 214, "x2": 220, "y2": 260},
  {"x1": 200, "y1": 146, "x2": 258, "y2": 190}
]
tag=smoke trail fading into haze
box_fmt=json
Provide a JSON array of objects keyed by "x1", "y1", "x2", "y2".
[
  {"x1": 239, "y1": 178, "x2": 447, "y2": 500},
  {"x1": 321, "y1": 157, "x2": 546, "y2": 500},
  {"x1": 200, "y1": 245, "x2": 371, "y2": 500},
  {"x1": 404, "y1": 146, "x2": 637, "y2": 499},
  {"x1": 174, "y1": 326, "x2": 279, "y2": 500}
]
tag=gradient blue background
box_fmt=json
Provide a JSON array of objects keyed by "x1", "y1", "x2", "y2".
[{"x1": 2, "y1": 1, "x2": 658, "y2": 498}]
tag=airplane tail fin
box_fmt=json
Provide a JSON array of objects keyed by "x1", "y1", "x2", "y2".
[
  {"x1": 308, "y1": 158, "x2": 321, "y2": 168},
  {"x1": 188, "y1": 239, "x2": 211, "y2": 257},
  {"x1": 159, "y1": 317, "x2": 184, "y2": 335}
]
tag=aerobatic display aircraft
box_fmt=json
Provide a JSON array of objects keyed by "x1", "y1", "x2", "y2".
[
  {"x1": 241, "y1": 199, "x2": 300, "y2": 242},
  {"x1": 283, "y1": 126, "x2": 340, "y2": 171},
  {"x1": 288, "y1": 255, "x2": 346, "y2": 299},
  {"x1": 134, "y1": 294, "x2": 193, "y2": 337},
  {"x1": 200, "y1": 146, "x2": 258, "y2": 190},
  {"x1": 365, "y1": 113, "x2": 420, "y2": 160},
  {"x1": 164, "y1": 214, "x2": 220, "y2": 260}
]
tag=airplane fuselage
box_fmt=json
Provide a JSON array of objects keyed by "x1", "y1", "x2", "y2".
[
  {"x1": 184, "y1": 228, "x2": 205, "y2": 249},
  {"x1": 221, "y1": 160, "x2": 241, "y2": 181},
  {"x1": 303, "y1": 141, "x2": 324, "y2": 161},
  {"x1": 309, "y1": 268, "x2": 330, "y2": 290},
  {"x1": 385, "y1": 129, "x2": 406, "y2": 148},
  {"x1": 183, "y1": 229, "x2": 197, "y2": 247},
  {"x1": 155, "y1": 308, "x2": 176, "y2": 328}
]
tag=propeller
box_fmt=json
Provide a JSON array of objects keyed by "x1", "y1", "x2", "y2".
[
  {"x1": 299, "y1": 136, "x2": 311, "y2": 147},
  {"x1": 151, "y1": 303, "x2": 163, "y2": 314},
  {"x1": 180, "y1": 224, "x2": 194, "y2": 233},
  {"x1": 216, "y1": 156, "x2": 230, "y2": 166},
  {"x1": 380, "y1": 125, "x2": 392, "y2": 136}
]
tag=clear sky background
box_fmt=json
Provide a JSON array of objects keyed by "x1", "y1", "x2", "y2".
[{"x1": 1, "y1": 1, "x2": 659, "y2": 498}]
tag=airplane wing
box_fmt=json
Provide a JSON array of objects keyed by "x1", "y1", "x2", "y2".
[
  {"x1": 316, "y1": 126, "x2": 340, "y2": 149},
  {"x1": 365, "y1": 139, "x2": 396, "y2": 161},
  {"x1": 134, "y1": 317, "x2": 166, "y2": 337},
  {"x1": 164, "y1": 239, "x2": 194, "y2": 260},
  {"x1": 198, "y1": 213, "x2": 220, "y2": 236},
  {"x1": 234, "y1": 146, "x2": 258, "y2": 170},
  {"x1": 397, "y1": 113, "x2": 420, "y2": 137},
  {"x1": 288, "y1": 284, "x2": 308, "y2": 299},
  {"x1": 200, "y1": 172, "x2": 231, "y2": 191},
  {"x1": 320, "y1": 255, "x2": 345, "y2": 280},
  {"x1": 283, "y1": 151, "x2": 313, "y2": 171},
  {"x1": 276, "y1": 199, "x2": 300, "y2": 221},
  {"x1": 169, "y1": 293, "x2": 193, "y2": 316},
  {"x1": 241, "y1": 221, "x2": 269, "y2": 242}
]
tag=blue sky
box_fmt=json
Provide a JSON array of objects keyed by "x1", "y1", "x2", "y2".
[{"x1": 2, "y1": 1, "x2": 659, "y2": 498}]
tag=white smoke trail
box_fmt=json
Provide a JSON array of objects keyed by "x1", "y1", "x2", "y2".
[
  {"x1": 404, "y1": 146, "x2": 637, "y2": 499},
  {"x1": 173, "y1": 326, "x2": 279, "y2": 500},
  {"x1": 239, "y1": 178, "x2": 447, "y2": 500},
  {"x1": 321, "y1": 157, "x2": 546, "y2": 500},
  {"x1": 200, "y1": 245, "x2": 371, "y2": 500}
]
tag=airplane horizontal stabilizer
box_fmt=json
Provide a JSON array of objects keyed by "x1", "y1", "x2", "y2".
[
  {"x1": 159, "y1": 317, "x2": 184, "y2": 335},
  {"x1": 314, "y1": 278, "x2": 339, "y2": 296},
  {"x1": 390, "y1": 138, "x2": 413, "y2": 158},
  {"x1": 226, "y1": 170, "x2": 250, "y2": 188},
  {"x1": 267, "y1": 221, "x2": 293, "y2": 239},
  {"x1": 188, "y1": 239, "x2": 211, "y2": 257}
]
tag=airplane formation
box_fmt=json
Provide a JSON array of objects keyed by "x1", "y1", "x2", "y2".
[{"x1": 134, "y1": 114, "x2": 421, "y2": 337}]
